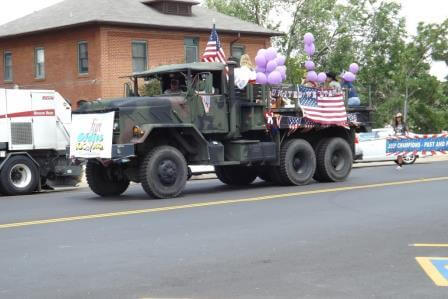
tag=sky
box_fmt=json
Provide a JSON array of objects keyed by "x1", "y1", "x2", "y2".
[{"x1": 1, "y1": 0, "x2": 447, "y2": 79}]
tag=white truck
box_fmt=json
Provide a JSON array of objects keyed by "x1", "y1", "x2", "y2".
[{"x1": 0, "y1": 88, "x2": 82, "y2": 195}]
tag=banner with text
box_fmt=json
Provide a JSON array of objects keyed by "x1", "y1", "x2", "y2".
[
  {"x1": 386, "y1": 133, "x2": 448, "y2": 156},
  {"x1": 70, "y1": 112, "x2": 115, "y2": 158}
]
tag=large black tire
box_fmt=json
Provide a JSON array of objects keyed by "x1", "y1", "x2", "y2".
[
  {"x1": 277, "y1": 139, "x2": 316, "y2": 186},
  {"x1": 215, "y1": 165, "x2": 257, "y2": 186},
  {"x1": 86, "y1": 161, "x2": 130, "y2": 197},
  {"x1": 0, "y1": 155, "x2": 39, "y2": 195},
  {"x1": 314, "y1": 137, "x2": 353, "y2": 182},
  {"x1": 140, "y1": 146, "x2": 188, "y2": 199}
]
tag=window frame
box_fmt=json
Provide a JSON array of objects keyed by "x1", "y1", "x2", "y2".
[
  {"x1": 34, "y1": 47, "x2": 45, "y2": 80},
  {"x1": 184, "y1": 37, "x2": 199, "y2": 63},
  {"x1": 3, "y1": 51, "x2": 12, "y2": 82},
  {"x1": 132, "y1": 40, "x2": 148, "y2": 73},
  {"x1": 77, "y1": 41, "x2": 89, "y2": 75}
]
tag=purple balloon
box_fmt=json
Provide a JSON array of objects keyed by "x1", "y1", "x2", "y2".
[
  {"x1": 265, "y1": 47, "x2": 278, "y2": 61},
  {"x1": 276, "y1": 65, "x2": 286, "y2": 76},
  {"x1": 257, "y1": 48, "x2": 267, "y2": 59},
  {"x1": 266, "y1": 60, "x2": 278, "y2": 73},
  {"x1": 349, "y1": 63, "x2": 359, "y2": 74},
  {"x1": 304, "y1": 43, "x2": 316, "y2": 56},
  {"x1": 317, "y1": 72, "x2": 327, "y2": 83},
  {"x1": 304, "y1": 32, "x2": 315, "y2": 45},
  {"x1": 304, "y1": 60, "x2": 315, "y2": 71},
  {"x1": 306, "y1": 71, "x2": 318, "y2": 82},
  {"x1": 255, "y1": 54, "x2": 267, "y2": 68},
  {"x1": 255, "y1": 65, "x2": 266, "y2": 73},
  {"x1": 275, "y1": 54, "x2": 286, "y2": 66},
  {"x1": 268, "y1": 71, "x2": 282, "y2": 85},
  {"x1": 343, "y1": 71, "x2": 356, "y2": 82},
  {"x1": 256, "y1": 72, "x2": 267, "y2": 85}
]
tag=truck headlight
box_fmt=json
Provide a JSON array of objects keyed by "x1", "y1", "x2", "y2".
[{"x1": 133, "y1": 126, "x2": 145, "y2": 137}]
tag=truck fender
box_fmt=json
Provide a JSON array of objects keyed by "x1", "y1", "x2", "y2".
[
  {"x1": 0, "y1": 152, "x2": 40, "y2": 171},
  {"x1": 135, "y1": 124, "x2": 210, "y2": 162}
]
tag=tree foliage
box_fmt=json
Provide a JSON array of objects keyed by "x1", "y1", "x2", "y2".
[{"x1": 204, "y1": 0, "x2": 448, "y2": 132}]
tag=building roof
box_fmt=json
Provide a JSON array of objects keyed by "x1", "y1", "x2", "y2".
[
  {"x1": 0, "y1": 0, "x2": 282, "y2": 39},
  {"x1": 134, "y1": 62, "x2": 225, "y2": 77}
]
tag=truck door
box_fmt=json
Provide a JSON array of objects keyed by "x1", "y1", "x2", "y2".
[
  {"x1": 31, "y1": 91, "x2": 57, "y2": 149},
  {"x1": 195, "y1": 94, "x2": 229, "y2": 133},
  {"x1": 6, "y1": 89, "x2": 34, "y2": 151},
  {"x1": 194, "y1": 72, "x2": 229, "y2": 134}
]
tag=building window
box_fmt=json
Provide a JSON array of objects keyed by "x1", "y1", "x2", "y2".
[
  {"x1": 184, "y1": 37, "x2": 199, "y2": 63},
  {"x1": 78, "y1": 42, "x2": 88, "y2": 74},
  {"x1": 231, "y1": 44, "x2": 245, "y2": 63},
  {"x1": 132, "y1": 41, "x2": 147, "y2": 73},
  {"x1": 3, "y1": 52, "x2": 12, "y2": 82},
  {"x1": 35, "y1": 48, "x2": 45, "y2": 79}
]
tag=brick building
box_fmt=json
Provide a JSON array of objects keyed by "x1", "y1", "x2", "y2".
[{"x1": 0, "y1": 0, "x2": 280, "y2": 107}]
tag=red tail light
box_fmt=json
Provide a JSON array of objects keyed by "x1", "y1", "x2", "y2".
[{"x1": 355, "y1": 135, "x2": 359, "y2": 144}]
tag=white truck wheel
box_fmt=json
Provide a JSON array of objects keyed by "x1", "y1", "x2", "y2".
[{"x1": 0, "y1": 156, "x2": 39, "y2": 196}]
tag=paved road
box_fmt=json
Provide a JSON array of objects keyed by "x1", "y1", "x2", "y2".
[{"x1": 0, "y1": 161, "x2": 448, "y2": 298}]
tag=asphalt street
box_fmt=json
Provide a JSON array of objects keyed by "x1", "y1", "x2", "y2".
[{"x1": 0, "y1": 160, "x2": 447, "y2": 298}]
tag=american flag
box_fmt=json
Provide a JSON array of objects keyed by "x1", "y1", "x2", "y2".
[
  {"x1": 298, "y1": 86, "x2": 347, "y2": 126},
  {"x1": 201, "y1": 24, "x2": 226, "y2": 64}
]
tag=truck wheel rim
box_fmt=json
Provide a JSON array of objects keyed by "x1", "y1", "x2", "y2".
[
  {"x1": 403, "y1": 155, "x2": 414, "y2": 163},
  {"x1": 331, "y1": 150, "x2": 345, "y2": 171},
  {"x1": 10, "y1": 164, "x2": 32, "y2": 188},
  {"x1": 158, "y1": 159, "x2": 178, "y2": 186},
  {"x1": 293, "y1": 152, "x2": 308, "y2": 174}
]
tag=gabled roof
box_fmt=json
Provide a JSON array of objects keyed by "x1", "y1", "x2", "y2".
[{"x1": 0, "y1": 0, "x2": 282, "y2": 39}]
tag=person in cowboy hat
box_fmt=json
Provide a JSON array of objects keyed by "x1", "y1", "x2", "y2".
[{"x1": 392, "y1": 112, "x2": 408, "y2": 169}]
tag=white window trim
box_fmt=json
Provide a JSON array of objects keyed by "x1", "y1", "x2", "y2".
[
  {"x1": 3, "y1": 51, "x2": 12, "y2": 82},
  {"x1": 34, "y1": 47, "x2": 45, "y2": 79},
  {"x1": 132, "y1": 40, "x2": 148, "y2": 73},
  {"x1": 184, "y1": 37, "x2": 199, "y2": 63}
]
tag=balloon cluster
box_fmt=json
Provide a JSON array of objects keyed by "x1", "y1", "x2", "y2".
[
  {"x1": 303, "y1": 33, "x2": 327, "y2": 84},
  {"x1": 303, "y1": 32, "x2": 360, "y2": 84},
  {"x1": 342, "y1": 63, "x2": 359, "y2": 82},
  {"x1": 255, "y1": 47, "x2": 287, "y2": 85}
]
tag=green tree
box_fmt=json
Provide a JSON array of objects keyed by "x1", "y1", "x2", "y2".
[{"x1": 204, "y1": 0, "x2": 279, "y2": 29}]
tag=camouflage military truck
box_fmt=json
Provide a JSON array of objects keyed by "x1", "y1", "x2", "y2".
[{"x1": 73, "y1": 62, "x2": 361, "y2": 199}]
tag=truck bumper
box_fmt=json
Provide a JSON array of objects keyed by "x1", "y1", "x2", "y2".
[{"x1": 111, "y1": 144, "x2": 135, "y2": 159}]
